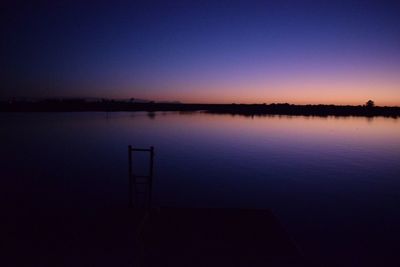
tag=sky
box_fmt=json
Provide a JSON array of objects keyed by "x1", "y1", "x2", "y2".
[{"x1": 1, "y1": 0, "x2": 400, "y2": 105}]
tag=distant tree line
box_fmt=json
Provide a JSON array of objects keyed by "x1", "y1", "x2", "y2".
[{"x1": 1, "y1": 98, "x2": 399, "y2": 117}]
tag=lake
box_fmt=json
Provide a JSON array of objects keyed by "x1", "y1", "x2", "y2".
[{"x1": 2, "y1": 112, "x2": 400, "y2": 266}]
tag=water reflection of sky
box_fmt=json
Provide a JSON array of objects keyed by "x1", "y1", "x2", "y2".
[{"x1": 2, "y1": 112, "x2": 400, "y2": 266}]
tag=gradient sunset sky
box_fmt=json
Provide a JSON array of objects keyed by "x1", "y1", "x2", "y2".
[{"x1": 2, "y1": 1, "x2": 400, "y2": 105}]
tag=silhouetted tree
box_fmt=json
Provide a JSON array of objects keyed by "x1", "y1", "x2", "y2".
[{"x1": 366, "y1": 100, "x2": 375, "y2": 108}]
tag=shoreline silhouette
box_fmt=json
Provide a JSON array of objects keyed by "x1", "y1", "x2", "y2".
[{"x1": 1, "y1": 99, "x2": 400, "y2": 117}]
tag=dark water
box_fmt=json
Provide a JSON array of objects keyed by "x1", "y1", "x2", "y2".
[{"x1": 2, "y1": 112, "x2": 400, "y2": 266}]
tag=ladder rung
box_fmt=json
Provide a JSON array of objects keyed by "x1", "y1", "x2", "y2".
[
  {"x1": 133, "y1": 175, "x2": 150, "y2": 178},
  {"x1": 130, "y1": 148, "x2": 151, "y2": 152},
  {"x1": 134, "y1": 187, "x2": 147, "y2": 190}
]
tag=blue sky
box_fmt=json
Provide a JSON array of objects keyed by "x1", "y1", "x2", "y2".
[{"x1": 1, "y1": 1, "x2": 400, "y2": 105}]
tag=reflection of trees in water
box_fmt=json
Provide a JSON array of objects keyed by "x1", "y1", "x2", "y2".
[
  {"x1": 366, "y1": 116, "x2": 374, "y2": 123},
  {"x1": 147, "y1": 111, "x2": 156, "y2": 119}
]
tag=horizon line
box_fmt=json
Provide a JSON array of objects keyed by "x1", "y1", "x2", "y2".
[{"x1": 2, "y1": 97, "x2": 400, "y2": 108}]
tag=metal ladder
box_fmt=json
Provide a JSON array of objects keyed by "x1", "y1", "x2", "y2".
[{"x1": 128, "y1": 146, "x2": 154, "y2": 209}]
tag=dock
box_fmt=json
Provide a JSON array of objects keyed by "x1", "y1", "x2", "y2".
[
  {"x1": 136, "y1": 207, "x2": 307, "y2": 266},
  {"x1": 4, "y1": 206, "x2": 308, "y2": 266}
]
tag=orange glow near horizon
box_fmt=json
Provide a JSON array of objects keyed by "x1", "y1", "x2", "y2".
[
  {"x1": 58, "y1": 59, "x2": 400, "y2": 106},
  {"x1": 116, "y1": 78, "x2": 400, "y2": 106}
]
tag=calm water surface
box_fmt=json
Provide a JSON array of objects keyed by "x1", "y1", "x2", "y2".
[{"x1": 2, "y1": 112, "x2": 400, "y2": 266}]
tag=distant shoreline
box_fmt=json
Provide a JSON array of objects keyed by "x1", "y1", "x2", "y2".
[{"x1": 1, "y1": 101, "x2": 400, "y2": 117}]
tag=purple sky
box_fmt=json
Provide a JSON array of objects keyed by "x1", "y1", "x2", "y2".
[{"x1": 2, "y1": 1, "x2": 400, "y2": 105}]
